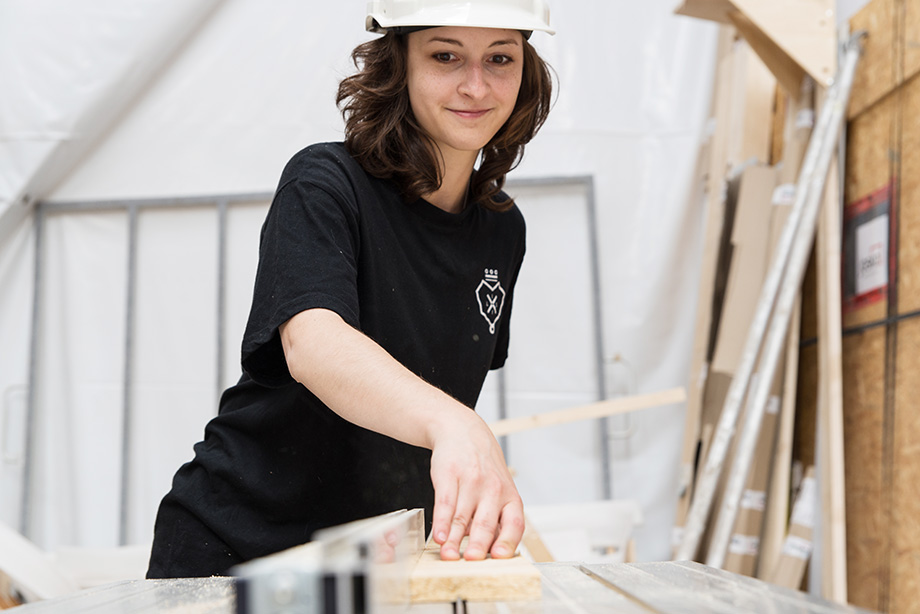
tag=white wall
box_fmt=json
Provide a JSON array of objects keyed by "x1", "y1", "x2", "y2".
[{"x1": 1, "y1": 0, "x2": 720, "y2": 563}]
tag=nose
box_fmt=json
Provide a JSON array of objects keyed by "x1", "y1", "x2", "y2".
[{"x1": 458, "y1": 63, "x2": 488, "y2": 99}]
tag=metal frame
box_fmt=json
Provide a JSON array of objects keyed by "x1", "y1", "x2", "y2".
[{"x1": 22, "y1": 176, "x2": 611, "y2": 544}]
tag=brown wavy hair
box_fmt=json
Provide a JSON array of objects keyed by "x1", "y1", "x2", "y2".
[{"x1": 336, "y1": 31, "x2": 553, "y2": 211}]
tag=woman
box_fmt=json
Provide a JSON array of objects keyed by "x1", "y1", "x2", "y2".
[{"x1": 147, "y1": 0, "x2": 554, "y2": 578}]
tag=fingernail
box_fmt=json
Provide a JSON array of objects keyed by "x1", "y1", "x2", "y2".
[{"x1": 436, "y1": 531, "x2": 447, "y2": 543}]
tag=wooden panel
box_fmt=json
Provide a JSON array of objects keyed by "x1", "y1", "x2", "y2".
[
  {"x1": 409, "y1": 542, "x2": 541, "y2": 603},
  {"x1": 848, "y1": 0, "x2": 898, "y2": 119},
  {"x1": 843, "y1": 91, "x2": 897, "y2": 329},
  {"x1": 897, "y1": 73, "x2": 920, "y2": 314},
  {"x1": 890, "y1": 318, "x2": 920, "y2": 614},
  {"x1": 906, "y1": 0, "x2": 920, "y2": 82},
  {"x1": 841, "y1": 328, "x2": 886, "y2": 611}
]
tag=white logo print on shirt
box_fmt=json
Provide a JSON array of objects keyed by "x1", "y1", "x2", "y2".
[{"x1": 476, "y1": 269, "x2": 506, "y2": 334}]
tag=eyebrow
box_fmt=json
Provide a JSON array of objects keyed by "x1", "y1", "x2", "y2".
[{"x1": 425, "y1": 36, "x2": 520, "y2": 48}]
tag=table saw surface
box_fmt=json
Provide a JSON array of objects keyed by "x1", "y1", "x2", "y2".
[{"x1": 5, "y1": 561, "x2": 877, "y2": 614}]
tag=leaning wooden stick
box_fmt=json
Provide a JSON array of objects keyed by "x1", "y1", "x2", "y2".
[{"x1": 488, "y1": 388, "x2": 686, "y2": 437}]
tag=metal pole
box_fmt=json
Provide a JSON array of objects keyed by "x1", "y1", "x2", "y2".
[
  {"x1": 22, "y1": 206, "x2": 45, "y2": 538},
  {"x1": 119, "y1": 203, "x2": 139, "y2": 546},
  {"x1": 705, "y1": 32, "x2": 866, "y2": 568},
  {"x1": 216, "y1": 199, "x2": 229, "y2": 397}
]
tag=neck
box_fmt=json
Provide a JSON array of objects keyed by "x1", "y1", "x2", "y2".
[{"x1": 423, "y1": 147, "x2": 479, "y2": 214}]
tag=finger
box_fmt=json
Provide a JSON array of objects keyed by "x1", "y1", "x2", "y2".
[
  {"x1": 430, "y1": 475, "x2": 459, "y2": 547},
  {"x1": 440, "y1": 497, "x2": 474, "y2": 561},
  {"x1": 489, "y1": 500, "x2": 525, "y2": 559},
  {"x1": 463, "y1": 499, "x2": 501, "y2": 561}
]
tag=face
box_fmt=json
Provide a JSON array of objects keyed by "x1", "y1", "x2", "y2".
[{"x1": 406, "y1": 27, "x2": 524, "y2": 160}]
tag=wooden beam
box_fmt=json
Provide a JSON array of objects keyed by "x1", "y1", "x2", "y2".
[
  {"x1": 409, "y1": 540, "x2": 541, "y2": 603},
  {"x1": 488, "y1": 388, "x2": 686, "y2": 438},
  {"x1": 816, "y1": 147, "x2": 848, "y2": 604}
]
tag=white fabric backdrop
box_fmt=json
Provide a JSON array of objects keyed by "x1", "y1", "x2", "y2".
[{"x1": 7, "y1": 0, "x2": 884, "y2": 562}]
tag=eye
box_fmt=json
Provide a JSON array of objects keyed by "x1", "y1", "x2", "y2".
[
  {"x1": 490, "y1": 54, "x2": 514, "y2": 66},
  {"x1": 433, "y1": 52, "x2": 456, "y2": 63}
]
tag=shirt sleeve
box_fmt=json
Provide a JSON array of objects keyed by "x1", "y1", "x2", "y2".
[{"x1": 241, "y1": 169, "x2": 361, "y2": 388}]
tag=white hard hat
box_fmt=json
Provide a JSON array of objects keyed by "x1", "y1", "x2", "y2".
[{"x1": 366, "y1": 0, "x2": 555, "y2": 37}]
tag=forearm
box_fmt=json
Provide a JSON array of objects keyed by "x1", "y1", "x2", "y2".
[{"x1": 279, "y1": 308, "x2": 480, "y2": 449}]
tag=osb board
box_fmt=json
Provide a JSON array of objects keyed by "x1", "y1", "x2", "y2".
[
  {"x1": 842, "y1": 89, "x2": 897, "y2": 329},
  {"x1": 847, "y1": 0, "x2": 898, "y2": 119},
  {"x1": 896, "y1": 73, "x2": 920, "y2": 314},
  {"x1": 907, "y1": 0, "x2": 920, "y2": 82},
  {"x1": 890, "y1": 317, "x2": 920, "y2": 614},
  {"x1": 841, "y1": 327, "x2": 887, "y2": 611},
  {"x1": 409, "y1": 542, "x2": 541, "y2": 603}
]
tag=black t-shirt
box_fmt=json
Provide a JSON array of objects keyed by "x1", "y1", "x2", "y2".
[{"x1": 164, "y1": 142, "x2": 526, "y2": 562}]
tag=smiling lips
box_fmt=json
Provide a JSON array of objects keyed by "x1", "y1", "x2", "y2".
[{"x1": 450, "y1": 108, "x2": 490, "y2": 119}]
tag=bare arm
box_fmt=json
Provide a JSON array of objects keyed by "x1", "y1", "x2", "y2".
[{"x1": 279, "y1": 307, "x2": 523, "y2": 560}]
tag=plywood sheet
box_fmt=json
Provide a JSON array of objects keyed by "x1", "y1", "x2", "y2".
[
  {"x1": 848, "y1": 0, "x2": 898, "y2": 119},
  {"x1": 843, "y1": 92, "x2": 897, "y2": 329},
  {"x1": 409, "y1": 542, "x2": 541, "y2": 603},
  {"x1": 841, "y1": 328, "x2": 886, "y2": 611},
  {"x1": 890, "y1": 318, "x2": 920, "y2": 614},
  {"x1": 906, "y1": 0, "x2": 920, "y2": 82},
  {"x1": 897, "y1": 73, "x2": 920, "y2": 314}
]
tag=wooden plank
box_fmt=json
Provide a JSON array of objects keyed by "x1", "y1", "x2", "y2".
[
  {"x1": 769, "y1": 466, "x2": 816, "y2": 590},
  {"x1": 815, "y1": 146, "x2": 848, "y2": 603},
  {"x1": 757, "y1": 297, "x2": 801, "y2": 580},
  {"x1": 409, "y1": 541, "x2": 541, "y2": 603},
  {"x1": 520, "y1": 517, "x2": 554, "y2": 564},
  {"x1": 711, "y1": 165, "x2": 780, "y2": 375},
  {"x1": 0, "y1": 570, "x2": 22, "y2": 609},
  {"x1": 487, "y1": 388, "x2": 685, "y2": 438}
]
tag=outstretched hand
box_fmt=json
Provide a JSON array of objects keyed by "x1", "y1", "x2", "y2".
[{"x1": 428, "y1": 412, "x2": 524, "y2": 561}]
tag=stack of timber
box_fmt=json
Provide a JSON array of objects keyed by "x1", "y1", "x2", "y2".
[
  {"x1": 795, "y1": 0, "x2": 920, "y2": 612},
  {"x1": 671, "y1": 0, "x2": 858, "y2": 602},
  {"x1": 672, "y1": 20, "x2": 817, "y2": 584}
]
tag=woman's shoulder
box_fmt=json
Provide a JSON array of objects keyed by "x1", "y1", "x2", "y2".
[{"x1": 279, "y1": 142, "x2": 364, "y2": 184}]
